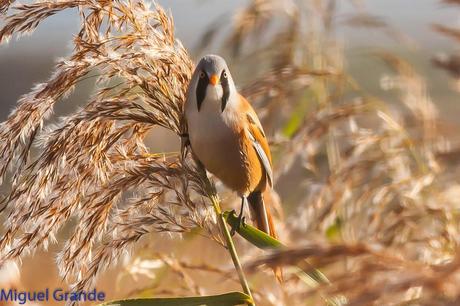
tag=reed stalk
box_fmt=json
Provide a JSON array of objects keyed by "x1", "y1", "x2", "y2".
[{"x1": 201, "y1": 171, "x2": 255, "y2": 306}]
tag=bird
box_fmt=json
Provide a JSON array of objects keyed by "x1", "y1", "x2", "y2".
[{"x1": 184, "y1": 54, "x2": 277, "y2": 239}]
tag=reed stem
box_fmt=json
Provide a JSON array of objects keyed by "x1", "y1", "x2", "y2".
[{"x1": 205, "y1": 180, "x2": 255, "y2": 306}]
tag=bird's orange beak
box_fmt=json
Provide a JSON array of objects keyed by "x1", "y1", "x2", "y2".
[{"x1": 209, "y1": 74, "x2": 219, "y2": 86}]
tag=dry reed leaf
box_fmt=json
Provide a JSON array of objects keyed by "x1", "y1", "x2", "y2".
[
  {"x1": 432, "y1": 24, "x2": 460, "y2": 42},
  {"x1": 432, "y1": 53, "x2": 460, "y2": 78},
  {"x1": 440, "y1": 0, "x2": 460, "y2": 5},
  {"x1": 248, "y1": 243, "x2": 460, "y2": 305}
]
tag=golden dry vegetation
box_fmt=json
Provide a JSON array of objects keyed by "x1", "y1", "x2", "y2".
[{"x1": 1, "y1": 1, "x2": 460, "y2": 305}]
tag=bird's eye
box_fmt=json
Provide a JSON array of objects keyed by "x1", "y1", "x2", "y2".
[
  {"x1": 199, "y1": 71, "x2": 206, "y2": 79},
  {"x1": 222, "y1": 71, "x2": 228, "y2": 78}
]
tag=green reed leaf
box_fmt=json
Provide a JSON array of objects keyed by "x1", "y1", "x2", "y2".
[
  {"x1": 100, "y1": 292, "x2": 252, "y2": 306},
  {"x1": 225, "y1": 211, "x2": 326, "y2": 281},
  {"x1": 225, "y1": 211, "x2": 345, "y2": 305},
  {"x1": 224, "y1": 211, "x2": 283, "y2": 249}
]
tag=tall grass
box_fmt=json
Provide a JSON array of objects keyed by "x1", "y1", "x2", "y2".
[{"x1": 1, "y1": 0, "x2": 460, "y2": 305}]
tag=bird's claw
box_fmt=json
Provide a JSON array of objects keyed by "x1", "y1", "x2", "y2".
[
  {"x1": 180, "y1": 132, "x2": 191, "y2": 159},
  {"x1": 230, "y1": 210, "x2": 237, "y2": 236},
  {"x1": 230, "y1": 211, "x2": 246, "y2": 236},
  {"x1": 180, "y1": 132, "x2": 190, "y2": 146},
  {"x1": 180, "y1": 132, "x2": 190, "y2": 148}
]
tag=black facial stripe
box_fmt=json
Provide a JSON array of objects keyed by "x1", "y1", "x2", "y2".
[
  {"x1": 196, "y1": 71, "x2": 208, "y2": 111},
  {"x1": 221, "y1": 70, "x2": 230, "y2": 112}
]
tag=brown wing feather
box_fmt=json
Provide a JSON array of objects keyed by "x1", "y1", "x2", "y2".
[
  {"x1": 240, "y1": 95, "x2": 282, "y2": 281},
  {"x1": 239, "y1": 94, "x2": 273, "y2": 188}
]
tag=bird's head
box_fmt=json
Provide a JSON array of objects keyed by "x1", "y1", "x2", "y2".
[{"x1": 188, "y1": 54, "x2": 236, "y2": 112}]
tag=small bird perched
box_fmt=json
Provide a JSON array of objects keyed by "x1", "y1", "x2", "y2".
[{"x1": 184, "y1": 54, "x2": 276, "y2": 238}]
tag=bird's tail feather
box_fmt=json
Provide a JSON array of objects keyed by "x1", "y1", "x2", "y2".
[{"x1": 248, "y1": 191, "x2": 283, "y2": 282}]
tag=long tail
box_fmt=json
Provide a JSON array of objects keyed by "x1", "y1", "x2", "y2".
[
  {"x1": 247, "y1": 191, "x2": 276, "y2": 238},
  {"x1": 247, "y1": 191, "x2": 283, "y2": 281}
]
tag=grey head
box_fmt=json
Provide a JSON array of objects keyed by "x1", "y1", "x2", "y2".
[{"x1": 188, "y1": 54, "x2": 237, "y2": 112}]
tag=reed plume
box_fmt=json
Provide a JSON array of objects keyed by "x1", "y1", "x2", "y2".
[
  {"x1": 2, "y1": 0, "x2": 460, "y2": 305},
  {"x1": 200, "y1": 0, "x2": 460, "y2": 304},
  {"x1": 0, "y1": 0, "x2": 222, "y2": 295}
]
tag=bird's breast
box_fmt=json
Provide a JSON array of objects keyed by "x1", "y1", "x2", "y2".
[{"x1": 186, "y1": 102, "x2": 261, "y2": 195}]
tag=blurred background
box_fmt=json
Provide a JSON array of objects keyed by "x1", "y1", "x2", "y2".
[
  {"x1": 1, "y1": 0, "x2": 459, "y2": 121},
  {"x1": 1, "y1": 0, "x2": 460, "y2": 305}
]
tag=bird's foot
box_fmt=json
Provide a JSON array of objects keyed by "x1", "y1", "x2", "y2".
[
  {"x1": 180, "y1": 132, "x2": 191, "y2": 159},
  {"x1": 180, "y1": 132, "x2": 190, "y2": 147},
  {"x1": 230, "y1": 210, "x2": 246, "y2": 236},
  {"x1": 180, "y1": 132, "x2": 189, "y2": 140}
]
